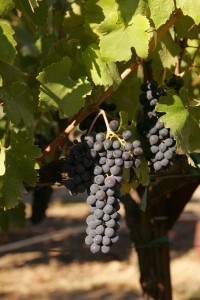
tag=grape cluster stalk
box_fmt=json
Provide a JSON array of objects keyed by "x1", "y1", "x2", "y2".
[
  {"x1": 138, "y1": 80, "x2": 177, "y2": 171},
  {"x1": 63, "y1": 119, "x2": 144, "y2": 253}
]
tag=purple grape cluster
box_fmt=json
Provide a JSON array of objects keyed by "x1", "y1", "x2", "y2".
[
  {"x1": 63, "y1": 119, "x2": 144, "y2": 253},
  {"x1": 84, "y1": 120, "x2": 144, "y2": 253},
  {"x1": 138, "y1": 81, "x2": 177, "y2": 171},
  {"x1": 63, "y1": 139, "x2": 97, "y2": 195}
]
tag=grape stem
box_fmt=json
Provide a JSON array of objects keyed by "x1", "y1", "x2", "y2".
[{"x1": 88, "y1": 110, "x2": 102, "y2": 134}]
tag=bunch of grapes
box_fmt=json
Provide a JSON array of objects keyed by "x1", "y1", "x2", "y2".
[
  {"x1": 84, "y1": 120, "x2": 143, "y2": 253},
  {"x1": 63, "y1": 139, "x2": 97, "y2": 195},
  {"x1": 79, "y1": 102, "x2": 116, "y2": 133},
  {"x1": 166, "y1": 75, "x2": 184, "y2": 92},
  {"x1": 138, "y1": 81, "x2": 177, "y2": 171},
  {"x1": 63, "y1": 118, "x2": 144, "y2": 253}
]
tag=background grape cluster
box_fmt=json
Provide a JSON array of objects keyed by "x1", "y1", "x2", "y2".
[{"x1": 138, "y1": 80, "x2": 177, "y2": 171}]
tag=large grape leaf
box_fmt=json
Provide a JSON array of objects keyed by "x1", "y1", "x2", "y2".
[
  {"x1": 0, "y1": 131, "x2": 41, "y2": 209},
  {"x1": 98, "y1": 13, "x2": 150, "y2": 61},
  {"x1": 148, "y1": 0, "x2": 175, "y2": 29},
  {"x1": 82, "y1": 43, "x2": 121, "y2": 87},
  {"x1": 0, "y1": 20, "x2": 16, "y2": 64},
  {"x1": 0, "y1": 82, "x2": 34, "y2": 131},
  {"x1": 176, "y1": 0, "x2": 200, "y2": 25},
  {"x1": 156, "y1": 91, "x2": 200, "y2": 153},
  {"x1": 0, "y1": 0, "x2": 15, "y2": 15},
  {"x1": 37, "y1": 56, "x2": 92, "y2": 117}
]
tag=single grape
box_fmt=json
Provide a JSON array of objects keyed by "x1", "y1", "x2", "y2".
[
  {"x1": 94, "y1": 175, "x2": 105, "y2": 185},
  {"x1": 102, "y1": 236, "x2": 111, "y2": 246},
  {"x1": 161, "y1": 158, "x2": 169, "y2": 167},
  {"x1": 94, "y1": 141, "x2": 103, "y2": 152},
  {"x1": 153, "y1": 161, "x2": 162, "y2": 171},
  {"x1": 165, "y1": 138, "x2": 173, "y2": 147},
  {"x1": 106, "y1": 150, "x2": 113, "y2": 159},
  {"x1": 102, "y1": 164, "x2": 110, "y2": 173},
  {"x1": 96, "y1": 132, "x2": 106, "y2": 142},
  {"x1": 122, "y1": 151, "x2": 131, "y2": 160},
  {"x1": 90, "y1": 243, "x2": 100, "y2": 253},
  {"x1": 104, "y1": 176, "x2": 116, "y2": 188},
  {"x1": 124, "y1": 160, "x2": 133, "y2": 168},
  {"x1": 94, "y1": 208, "x2": 104, "y2": 219},
  {"x1": 133, "y1": 147, "x2": 143, "y2": 156},
  {"x1": 88, "y1": 229, "x2": 96, "y2": 237},
  {"x1": 106, "y1": 188, "x2": 115, "y2": 196},
  {"x1": 124, "y1": 142, "x2": 133, "y2": 151},
  {"x1": 107, "y1": 196, "x2": 116, "y2": 205},
  {"x1": 115, "y1": 158, "x2": 124, "y2": 166},
  {"x1": 110, "y1": 165, "x2": 121, "y2": 176},
  {"x1": 164, "y1": 150, "x2": 173, "y2": 159},
  {"x1": 87, "y1": 195, "x2": 96, "y2": 206},
  {"x1": 101, "y1": 245, "x2": 111, "y2": 253},
  {"x1": 90, "y1": 184, "x2": 99, "y2": 194},
  {"x1": 109, "y1": 120, "x2": 119, "y2": 131},
  {"x1": 96, "y1": 190, "x2": 106, "y2": 200},
  {"x1": 159, "y1": 143, "x2": 167, "y2": 153},
  {"x1": 132, "y1": 140, "x2": 141, "y2": 148},
  {"x1": 85, "y1": 235, "x2": 93, "y2": 245},
  {"x1": 105, "y1": 227, "x2": 115, "y2": 238},
  {"x1": 103, "y1": 204, "x2": 114, "y2": 214},
  {"x1": 155, "y1": 151, "x2": 164, "y2": 161},
  {"x1": 134, "y1": 158, "x2": 141, "y2": 168},
  {"x1": 103, "y1": 214, "x2": 110, "y2": 222},
  {"x1": 86, "y1": 214, "x2": 94, "y2": 224},
  {"x1": 93, "y1": 166, "x2": 102, "y2": 175},
  {"x1": 103, "y1": 139, "x2": 112, "y2": 150},
  {"x1": 96, "y1": 200, "x2": 105, "y2": 209},
  {"x1": 112, "y1": 140, "x2": 121, "y2": 149},
  {"x1": 96, "y1": 225, "x2": 105, "y2": 235},
  {"x1": 159, "y1": 128, "x2": 169, "y2": 138},
  {"x1": 150, "y1": 145, "x2": 159, "y2": 154},
  {"x1": 122, "y1": 130, "x2": 132, "y2": 140},
  {"x1": 106, "y1": 219, "x2": 116, "y2": 228},
  {"x1": 99, "y1": 157, "x2": 107, "y2": 165},
  {"x1": 93, "y1": 234, "x2": 103, "y2": 245},
  {"x1": 113, "y1": 149, "x2": 122, "y2": 158},
  {"x1": 149, "y1": 135, "x2": 159, "y2": 145}
]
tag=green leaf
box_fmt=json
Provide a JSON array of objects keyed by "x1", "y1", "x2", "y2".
[
  {"x1": 140, "y1": 187, "x2": 148, "y2": 212},
  {"x1": 0, "y1": 0, "x2": 15, "y2": 16},
  {"x1": 85, "y1": 0, "x2": 116, "y2": 37},
  {"x1": 0, "y1": 202, "x2": 25, "y2": 231},
  {"x1": 0, "y1": 20, "x2": 16, "y2": 64},
  {"x1": 148, "y1": 0, "x2": 175, "y2": 29},
  {"x1": 176, "y1": 0, "x2": 200, "y2": 25},
  {"x1": 134, "y1": 157, "x2": 150, "y2": 187},
  {"x1": 0, "y1": 82, "x2": 34, "y2": 131},
  {"x1": 37, "y1": 56, "x2": 92, "y2": 117},
  {"x1": 0, "y1": 131, "x2": 41, "y2": 209},
  {"x1": 98, "y1": 13, "x2": 150, "y2": 61},
  {"x1": 150, "y1": 32, "x2": 181, "y2": 80},
  {"x1": 82, "y1": 43, "x2": 121, "y2": 87},
  {"x1": 121, "y1": 180, "x2": 138, "y2": 195},
  {"x1": 174, "y1": 15, "x2": 199, "y2": 39},
  {"x1": 156, "y1": 90, "x2": 200, "y2": 153}
]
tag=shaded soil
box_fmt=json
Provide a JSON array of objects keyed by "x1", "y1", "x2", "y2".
[{"x1": 0, "y1": 186, "x2": 200, "y2": 300}]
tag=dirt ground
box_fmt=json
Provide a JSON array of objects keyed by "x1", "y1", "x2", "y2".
[{"x1": 0, "y1": 186, "x2": 200, "y2": 300}]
